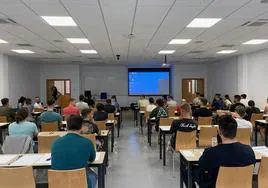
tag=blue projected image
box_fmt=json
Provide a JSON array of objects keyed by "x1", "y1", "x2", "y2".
[{"x1": 128, "y1": 71, "x2": 170, "y2": 95}]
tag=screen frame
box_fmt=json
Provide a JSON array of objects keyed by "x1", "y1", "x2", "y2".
[{"x1": 128, "y1": 68, "x2": 171, "y2": 96}]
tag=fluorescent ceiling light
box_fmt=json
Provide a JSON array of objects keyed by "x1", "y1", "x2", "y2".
[
  {"x1": 187, "y1": 18, "x2": 222, "y2": 28},
  {"x1": 169, "y1": 39, "x2": 192, "y2": 44},
  {"x1": 158, "y1": 50, "x2": 175, "y2": 54},
  {"x1": 243, "y1": 39, "x2": 268, "y2": 45},
  {"x1": 0, "y1": 39, "x2": 8, "y2": 43},
  {"x1": 11, "y1": 49, "x2": 35, "y2": 54},
  {"x1": 80, "y1": 50, "x2": 98, "y2": 54},
  {"x1": 41, "y1": 16, "x2": 77, "y2": 26},
  {"x1": 217, "y1": 50, "x2": 237, "y2": 54},
  {"x1": 67, "y1": 38, "x2": 90, "y2": 44}
]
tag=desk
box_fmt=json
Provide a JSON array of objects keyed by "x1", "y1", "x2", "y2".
[
  {"x1": 0, "y1": 152, "x2": 106, "y2": 188},
  {"x1": 0, "y1": 122, "x2": 10, "y2": 145},
  {"x1": 179, "y1": 147, "x2": 266, "y2": 188},
  {"x1": 255, "y1": 120, "x2": 268, "y2": 146},
  {"x1": 139, "y1": 111, "x2": 145, "y2": 134},
  {"x1": 159, "y1": 126, "x2": 172, "y2": 166}
]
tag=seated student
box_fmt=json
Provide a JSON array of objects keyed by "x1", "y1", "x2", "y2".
[
  {"x1": 33, "y1": 96, "x2": 43, "y2": 109},
  {"x1": 211, "y1": 95, "x2": 224, "y2": 110},
  {"x1": 51, "y1": 115, "x2": 97, "y2": 188},
  {"x1": 230, "y1": 95, "x2": 245, "y2": 112},
  {"x1": 193, "y1": 92, "x2": 201, "y2": 106},
  {"x1": 138, "y1": 95, "x2": 149, "y2": 108},
  {"x1": 198, "y1": 115, "x2": 256, "y2": 188},
  {"x1": 104, "y1": 99, "x2": 116, "y2": 114},
  {"x1": 93, "y1": 103, "x2": 108, "y2": 121},
  {"x1": 234, "y1": 106, "x2": 253, "y2": 131},
  {"x1": 0, "y1": 98, "x2": 15, "y2": 122},
  {"x1": 17, "y1": 96, "x2": 26, "y2": 109},
  {"x1": 264, "y1": 98, "x2": 268, "y2": 115},
  {"x1": 81, "y1": 108, "x2": 99, "y2": 134},
  {"x1": 39, "y1": 98, "x2": 62, "y2": 126},
  {"x1": 167, "y1": 96, "x2": 177, "y2": 107},
  {"x1": 245, "y1": 100, "x2": 260, "y2": 120},
  {"x1": 176, "y1": 99, "x2": 187, "y2": 116},
  {"x1": 8, "y1": 107, "x2": 38, "y2": 139},
  {"x1": 23, "y1": 98, "x2": 34, "y2": 122},
  {"x1": 193, "y1": 98, "x2": 212, "y2": 119},
  {"x1": 146, "y1": 97, "x2": 157, "y2": 113},
  {"x1": 169, "y1": 103, "x2": 197, "y2": 149},
  {"x1": 224, "y1": 94, "x2": 232, "y2": 109},
  {"x1": 63, "y1": 98, "x2": 80, "y2": 116},
  {"x1": 76, "y1": 95, "x2": 89, "y2": 112},
  {"x1": 85, "y1": 96, "x2": 95, "y2": 108},
  {"x1": 111, "y1": 95, "x2": 120, "y2": 111},
  {"x1": 240, "y1": 94, "x2": 248, "y2": 106},
  {"x1": 150, "y1": 98, "x2": 168, "y2": 120}
]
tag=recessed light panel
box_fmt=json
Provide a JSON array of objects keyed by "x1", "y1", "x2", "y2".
[
  {"x1": 11, "y1": 49, "x2": 35, "y2": 54},
  {"x1": 217, "y1": 50, "x2": 237, "y2": 54},
  {"x1": 67, "y1": 38, "x2": 90, "y2": 44},
  {"x1": 187, "y1": 18, "x2": 222, "y2": 28},
  {"x1": 80, "y1": 50, "x2": 98, "y2": 54},
  {"x1": 0, "y1": 39, "x2": 8, "y2": 43},
  {"x1": 41, "y1": 16, "x2": 77, "y2": 26},
  {"x1": 158, "y1": 50, "x2": 175, "y2": 54},
  {"x1": 243, "y1": 39, "x2": 268, "y2": 45},
  {"x1": 169, "y1": 39, "x2": 192, "y2": 44}
]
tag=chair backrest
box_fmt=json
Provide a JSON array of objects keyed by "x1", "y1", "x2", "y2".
[
  {"x1": 48, "y1": 168, "x2": 88, "y2": 188},
  {"x1": 108, "y1": 113, "x2": 114, "y2": 121},
  {"x1": 140, "y1": 107, "x2": 146, "y2": 112},
  {"x1": 38, "y1": 135, "x2": 60, "y2": 153},
  {"x1": 0, "y1": 116, "x2": 8, "y2": 123},
  {"x1": 199, "y1": 126, "x2": 217, "y2": 147},
  {"x1": 236, "y1": 128, "x2": 251, "y2": 145},
  {"x1": 259, "y1": 157, "x2": 268, "y2": 188},
  {"x1": 175, "y1": 131, "x2": 197, "y2": 151},
  {"x1": 0, "y1": 166, "x2": 35, "y2": 188},
  {"x1": 250, "y1": 113, "x2": 263, "y2": 127},
  {"x1": 64, "y1": 115, "x2": 69, "y2": 121},
  {"x1": 95, "y1": 121, "x2": 106, "y2": 131},
  {"x1": 168, "y1": 107, "x2": 176, "y2": 117},
  {"x1": 81, "y1": 134, "x2": 96, "y2": 150},
  {"x1": 216, "y1": 165, "x2": 254, "y2": 188},
  {"x1": 2, "y1": 136, "x2": 33, "y2": 154},
  {"x1": 41, "y1": 122, "x2": 59, "y2": 132},
  {"x1": 33, "y1": 108, "x2": 43, "y2": 112},
  {"x1": 198, "y1": 116, "x2": 213, "y2": 125},
  {"x1": 159, "y1": 118, "x2": 173, "y2": 126}
]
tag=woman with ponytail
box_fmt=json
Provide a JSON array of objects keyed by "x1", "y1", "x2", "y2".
[{"x1": 8, "y1": 107, "x2": 38, "y2": 138}]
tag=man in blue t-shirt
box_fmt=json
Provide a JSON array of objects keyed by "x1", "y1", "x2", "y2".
[{"x1": 51, "y1": 115, "x2": 96, "y2": 188}]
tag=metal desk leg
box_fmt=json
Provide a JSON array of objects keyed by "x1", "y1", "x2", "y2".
[
  {"x1": 187, "y1": 162, "x2": 193, "y2": 188},
  {"x1": 103, "y1": 136, "x2": 109, "y2": 166},
  {"x1": 160, "y1": 130, "x2": 162, "y2": 159},
  {"x1": 180, "y1": 154, "x2": 184, "y2": 188},
  {"x1": 149, "y1": 120, "x2": 152, "y2": 146},
  {"x1": 117, "y1": 117, "x2": 120, "y2": 138},
  {"x1": 0, "y1": 129, "x2": 3, "y2": 145},
  {"x1": 111, "y1": 126, "x2": 114, "y2": 152},
  {"x1": 255, "y1": 126, "x2": 258, "y2": 146},
  {"x1": 163, "y1": 132, "x2": 166, "y2": 166},
  {"x1": 147, "y1": 119, "x2": 150, "y2": 144},
  {"x1": 140, "y1": 114, "x2": 144, "y2": 134},
  {"x1": 98, "y1": 164, "x2": 104, "y2": 188},
  {"x1": 265, "y1": 124, "x2": 268, "y2": 146}
]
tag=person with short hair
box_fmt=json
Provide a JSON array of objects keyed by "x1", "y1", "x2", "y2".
[
  {"x1": 51, "y1": 115, "x2": 97, "y2": 188},
  {"x1": 8, "y1": 107, "x2": 38, "y2": 138},
  {"x1": 111, "y1": 95, "x2": 120, "y2": 111},
  {"x1": 193, "y1": 98, "x2": 212, "y2": 119},
  {"x1": 198, "y1": 115, "x2": 256, "y2": 188},
  {"x1": 146, "y1": 97, "x2": 157, "y2": 112},
  {"x1": 17, "y1": 96, "x2": 26, "y2": 109},
  {"x1": 93, "y1": 103, "x2": 108, "y2": 121},
  {"x1": 33, "y1": 96, "x2": 43, "y2": 109},
  {"x1": 0, "y1": 98, "x2": 15, "y2": 122},
  {"x1": 63, "y1": 98, "x2": 80, "y2": 116},
  {"x1": 76, "y1": 95, "x2": 89, "y2": 112},
  {"x1": 39, "y1": 98, "x2": 62, "y2": 126},
  {"x1": 230, "y1": 95, "x2": 245, "y2": 112},
  {"x1": 169, "y1": 103, "x2": 197, "y2": 149},
  {"x1": 193, "y1": 92, "x2": 201, "y2": 106},
  {"x1": 235, "y1": 106, "x2": 253, "y2": 131},
  {"x1": 138, "y1": 95, "x2": 149, "y2": 108},
  {"x1": 264, "y1": 98, "x2": 268, "y2": 115},
  {"x1": 245, "y1": 100, "x2": 260, "y2": 120},
  {"x1": 23, "y1": 98, "x2": 34, "y2": 122},
  {"x1": 176, "y1": 99, "x2": 187, "y2": 116},
  {"x1": 212, "y1": 95, "x2": 224, "y2": 110},
  {"x1": 167, "y1": 96, "x2": 177, "y2": 107},
  {"x1": 104, "y1": 99, "x2": 116, "y2": 114},
  {"x1": 240, "y1": 94, "x2": 248, "y2": 106},
  {"x1": 224, "y1": 94, "x2": 232, "y2": 109},
  {"x1": 81, "y1": 108, "x2": 99, "y2": 134},
  {"x1": 150, "y1": 98, "x2": 168, "y2": 131}
]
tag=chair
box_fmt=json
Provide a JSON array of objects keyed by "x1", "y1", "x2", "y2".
[
  {"x1": 259, "y1": 157, "x2": 268, "y2": 188},
  {"x1": 198, "y1": 116, "x2": 213, "y2": 125},
  {"x1": 38, "y1": 135, "x2": 60, "y2": 153},
  {"x1": 250, "y1": 113, "x2": 263, "y2": 127},
  {"x1": 168, "y1": 107, "x2": 177, "y2": 117},
  {"x1": 64, "y1": 115, "x2": 70, "y2": 121},
  {"x1": 140, "y1": 107, "x2": 146, "y2": 112},
  {"x1": 81, "y1": 134, "x2": 96, "y2": 150},
  {"x1": 216, "y1": 165, "x2": 254, "y2": 188},
  {"x1": 159, "y1": 118, "x2": 173, "y2": 126},
  {"x1": 236, "y1": 128, "x2": 251, "y2": 145},
  {"x1": 0, "y1": 166, "x2": 35, "y2": 188},
  {"x1": 199, "y1": 126, "x2": 217, "y2": 147},
  {"x1": 108, "y1": 113, "x2": 115, "y2": 121},
  {"x1": 95, "y1": 121, "x2": 107, "y2": 131},
  {"x1": 33, "y1": 108, "x2": 43, "y2": 112},
  {"x1": 48, "y1": 168, "x2": 88, "y2": 188},
  {"x1": 2, "y1": 136, "x2": 33, "y2": 154},
  {"x1": 0, "y1": 116, "x2": 7, "y2": 122},
  {"x1": 41, "y1": 122, "x2": 59, "y2": 132}
]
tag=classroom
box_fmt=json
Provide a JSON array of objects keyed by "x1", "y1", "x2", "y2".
[{"x1": 0, "y1": 0, "x2": 268, "y2": 188}]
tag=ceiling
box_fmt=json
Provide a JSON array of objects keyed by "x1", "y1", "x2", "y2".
[{"x1": 1, "y1": 0, "x2": 268, "y2": 64}]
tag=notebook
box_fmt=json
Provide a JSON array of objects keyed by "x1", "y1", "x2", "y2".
[
  {"x1": 0, "y1": 155, "x2": 19, "y2": 165},
  {"x1": 10, "y1": 154, "x2": 43, "y2": 166}
]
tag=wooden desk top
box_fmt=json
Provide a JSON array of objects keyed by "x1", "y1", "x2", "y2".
[
  {"x1": 139, "y1": 111, "x2": 145, "y2": 114},
  {"x1": 38, "y1": 130, "x2": 109, "y2": 137},
  {"x1": 0, "y1": 122, "x2": 10, "y2": 127},
  {"x1": 62, "y1": 121, "x2": 67, "y2": 125},
  {"x1": 159, "y1": 125, "x2": 218, "y2": 132},
  {"x1": 255, "y1": 120, "x2": 268, "y2": 124},
  {"x1": 179, "y1": 146, "x2": 267, "y2": 162},
  {"x1": 159, "y1": 126, "x2": 171, "y2": 131}
]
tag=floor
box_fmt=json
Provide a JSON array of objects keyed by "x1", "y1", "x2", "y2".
[{"x1": 105, "y1": 120, "x2": 180, "y2": 188}]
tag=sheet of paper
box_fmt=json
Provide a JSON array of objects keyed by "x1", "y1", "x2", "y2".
[
  {"x1": 253, "y1": 146, "x2": 268, "y2": 156},
  {"x1": 34, "y1": 154, "x2": 51, "y2": 166},
  {"x1": 95, "y1": 152, "x2": 101, "y2": 161},
  {"x1": 0, "y1": 155, "x2": 19, "y2": 165},
  {"x1": 10, "y1": 154, "x2": 43, "y2": 166},
  {"x1": 182, "y1": 151, "x2": 194, "y2": 157}
]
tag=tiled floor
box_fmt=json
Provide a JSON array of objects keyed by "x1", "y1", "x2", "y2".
[{"x1": 106, "y1": 121, "x2": 180, "y2": 188}]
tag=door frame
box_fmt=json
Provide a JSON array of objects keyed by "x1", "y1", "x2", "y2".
[
  {"x1": 46, "y1": 79, "x2": 72, "y2": 101},
  {"x1": 181, "y1": 78, "x2": 205, "y2": 102}
]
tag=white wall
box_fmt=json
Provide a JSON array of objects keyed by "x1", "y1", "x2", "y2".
[
  {"x1": 0, "y1": 54, "x2": 9, "y2": 100},
  {"x1": 40, "y1": 64, "x2": 80, "y2": 103}
]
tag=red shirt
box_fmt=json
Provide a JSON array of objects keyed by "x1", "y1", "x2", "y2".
[{"x1": 63, "y1": 104, "x2": 80, "y2": 116}]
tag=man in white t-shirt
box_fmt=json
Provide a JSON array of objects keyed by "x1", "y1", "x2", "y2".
[
  {"x1": 146, "y1": 97, "x2": 156, "y2": 112},
  {"x1": 33, "y1": 96, "x2": 43, "y2": 109},
  {"x1": 167, "y1": 96, "x2": 177, "y2": 107},
  {"x1": 240, "y1": 94, "x2": 248, "y2": 107},
  {"x1": 76, "y1": 95, "x2": 89, "y2": 112},
  {"x1": 235, "y1": 105, "x2": 253, "y2": 131},
  {"x1": 138, "y1": 95, "x2": 149, "y2": 108}
]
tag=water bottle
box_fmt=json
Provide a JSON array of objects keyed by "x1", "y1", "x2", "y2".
[{"x1": 212, "y1": 136, "x2": 218, "y2": 147}]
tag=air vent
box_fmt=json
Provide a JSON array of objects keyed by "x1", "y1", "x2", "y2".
[
  {"x1": 47, "y1": 50, "x2": 65, "y2": 53},
  {"x1": 72, "y1": 61, "x2": 82, "y2": 63},
  {"x1": 88, "y1": 57, "x2": 101, "y2": 60},
  {"x1": 195, "y1": 41, "x2": 204, "y2": 44},
  {"x1": 0, "y1": 18, "x2": 17, "y2": 24},
  {"x1": 17, "y1": 44, "x2": 33, "y2": 47},
  {"x1": 188, "y1": 51, "x2": 205, "y2": 54},
  {"x1": 192, "y1": 57, "x2": 215, "y2": 60},
  {"x1": 261, "y1": 0, "x2": 268, "y2": 4},
  {"x1": 53, "y1": 40, "x2": 63, "y2": 43},
  {"x1": 219, "y1": 44, "x2": 235, "y2": 48},
  {"x1": 242, "y1": 19, "x2": 268, "y2": 27}
]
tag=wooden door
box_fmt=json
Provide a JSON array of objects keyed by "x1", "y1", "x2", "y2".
[
  {"x1": 46, "y1": 79, "x2": 71, "y2": 108},
  {"x1": 182, "y1": 79, "x2": 204, "y2": 103}
]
